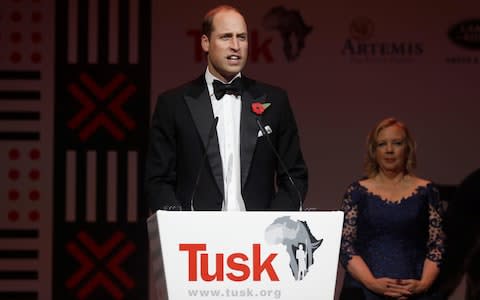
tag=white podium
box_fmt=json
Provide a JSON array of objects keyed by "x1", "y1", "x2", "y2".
[{"x1": 147, "y1": 211, "x2": 343, "y2": 300}]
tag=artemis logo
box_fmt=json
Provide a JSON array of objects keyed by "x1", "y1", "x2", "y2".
[{"x1": 179, "y1": 243, "x2": 279, "y2": 282}]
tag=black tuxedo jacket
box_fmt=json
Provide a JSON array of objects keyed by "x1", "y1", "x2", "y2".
[{"x1": 145, "y1": 75, "x2": 308, "y2": 211}]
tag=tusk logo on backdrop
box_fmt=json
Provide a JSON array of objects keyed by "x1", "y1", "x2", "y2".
[
  {"x1": 187, "y1": 6, "x2": 312, "y2": 63},
  {"x1": 265, "y1": 216, "x2": 323, "y2": 281},
  {"x1": 262, "y1": 6, "x2": 313, "y2": 62}
]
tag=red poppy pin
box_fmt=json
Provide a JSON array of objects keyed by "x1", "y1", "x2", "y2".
[{"x1": 251, "y1": 102, "x2": 271, "y2": 116}]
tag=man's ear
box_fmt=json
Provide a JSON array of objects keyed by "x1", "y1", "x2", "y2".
[{"x1": 201, "y1": 34, "x2": 209, "y2": 53}]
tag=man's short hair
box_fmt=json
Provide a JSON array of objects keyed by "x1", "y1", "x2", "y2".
[{"x1": 202, "y1": 5, "x2": 243, "y2": 38}]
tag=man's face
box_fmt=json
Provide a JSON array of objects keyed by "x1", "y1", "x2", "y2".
[{"x1": 201, "y1": 10, "x2": 248, "y2": 82}]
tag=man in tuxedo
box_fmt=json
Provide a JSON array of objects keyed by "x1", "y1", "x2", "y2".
[{"x1": 145, "y1": 5, "x2": 308, "y2": 212}]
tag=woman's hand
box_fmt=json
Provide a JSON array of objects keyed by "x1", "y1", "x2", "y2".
[
  {"x1": 397, "y1": 279, "x2": 429, "y2": 295},
  {"x1": 365, "y1": 277, "x2": 412, "y2": 299}
]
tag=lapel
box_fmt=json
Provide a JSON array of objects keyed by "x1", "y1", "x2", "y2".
[
  {"x1": 184, "y1": 76, "x2": 224, "y2": 197},
  {"x1": 240, "y1": 76, "x2": 267, "y2": 188}
]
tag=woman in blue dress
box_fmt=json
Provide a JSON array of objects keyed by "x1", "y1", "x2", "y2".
[{"x1": 339, "y1": 118, "x2": 446, "y2": 300}]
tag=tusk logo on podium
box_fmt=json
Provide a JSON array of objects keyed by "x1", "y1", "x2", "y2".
[
  {"x1": 265, "y1": 217, "x2": 323, "y2": 281},
  {"x1": 148, "y1": 211, "x2": 343, "y2": 300},
  {"x1": 178, "y1": 243, "x2": 280, "y2": 281},
  {"x1": 177, "y1": 217, "x2": 323, "y2": 283}
]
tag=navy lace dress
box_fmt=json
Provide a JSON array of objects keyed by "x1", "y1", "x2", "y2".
[{"x1": 339, "y1": 182, "x2": 446, "y2": 300}]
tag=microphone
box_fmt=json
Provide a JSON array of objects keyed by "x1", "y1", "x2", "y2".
[
  {"x1": 255, "y1": 118, "x2": 304, "y2": 211},
  {"x1": 190, "y1": 116, "x2": 219, "y2": 211}
]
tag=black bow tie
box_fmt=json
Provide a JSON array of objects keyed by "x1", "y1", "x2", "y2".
[{"x1": 212, "y1": 78, "x2": 242, "y2": 100}]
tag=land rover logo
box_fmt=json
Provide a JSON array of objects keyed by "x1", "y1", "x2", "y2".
[{"x1": 448, "y1": 19, "x2": 480, "y2": 50}]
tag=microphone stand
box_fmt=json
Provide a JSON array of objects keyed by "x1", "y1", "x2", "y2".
[{"x1": 255, "y1": 118, "x2": 303, "y2": 211}]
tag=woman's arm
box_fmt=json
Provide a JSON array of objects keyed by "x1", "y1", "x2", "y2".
[{"x1": 399, "y1": 184, "x2": 446, "y2": 296}]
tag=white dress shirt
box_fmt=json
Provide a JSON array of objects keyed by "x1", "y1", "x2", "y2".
[{"x1": 205, "y1": 68, "x2": 246, "y2": 211}]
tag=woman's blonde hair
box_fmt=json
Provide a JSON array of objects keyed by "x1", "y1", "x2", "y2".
[{"x1": 364, "y1": 117, "x2": 417, "y2": 178}]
